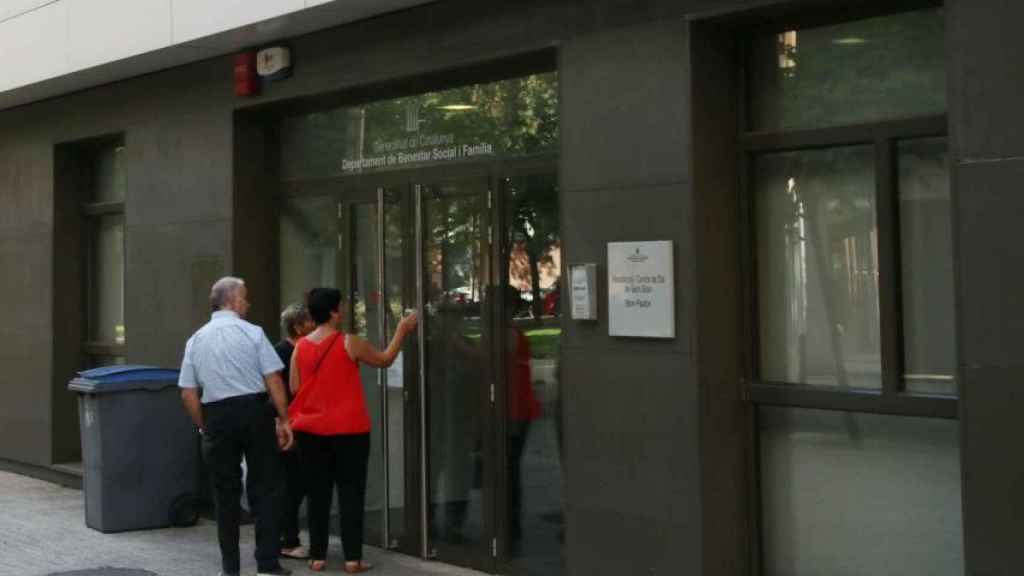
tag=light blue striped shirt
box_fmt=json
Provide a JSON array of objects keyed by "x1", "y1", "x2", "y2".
[{"x1": 178, "y1": 310, "x2": 284, "y2": 404}]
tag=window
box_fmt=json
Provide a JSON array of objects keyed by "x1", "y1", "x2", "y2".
[
  {"x1": 743, "y1": 7, "x2": 962, "y2": 576},
  {"x1": 745, "y1": 6, "x2": 956, "y2": 407},
  {"x1": 278, "y1": 72, "x2": 559, "y2": 182},
  {"x1": 83, "y1": 139, "x2": 126, "y2": 366},
  {"x1": 759, "y1": 407, "x2": 963, "y2": 574},
  {"x1": 897, "y1": 138, "x2": 955, "y2": 395},
  {"x1": 749, "y1": 9, "x2": 947, "y2": 131},
  {"x1": 756, "y1": 145, "x2": 880, "y2": 389}
]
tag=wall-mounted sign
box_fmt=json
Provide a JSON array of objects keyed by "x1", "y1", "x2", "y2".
[
  {"x1": 570, "y1": 263, "x2": 597, "y2": 320},
  {"x1": 256, "y1": 46, "x2": 292, "y2": 81},
  {"x1": 607, "y1": 241, "x2": 675, "y2": 338}
]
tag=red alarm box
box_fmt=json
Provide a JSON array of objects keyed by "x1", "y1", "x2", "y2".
[{"x1": 234, "y1": 52, "x2": 258, "y2": 97}]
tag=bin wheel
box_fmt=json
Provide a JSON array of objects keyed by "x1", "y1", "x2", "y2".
[{"x1": 169, "y1": 493, "x2": 200, "y2": 527}]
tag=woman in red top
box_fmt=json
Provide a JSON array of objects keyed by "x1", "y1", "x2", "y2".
[{"x1": 288, "y1": 287, "x2": 417, "y2": 573}]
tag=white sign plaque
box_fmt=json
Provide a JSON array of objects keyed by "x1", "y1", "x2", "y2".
[
  {"x1": 570, "y1": 264, "x2": 597, "y2": 320},
  {"x1": 607, "y1": 241, "x2": 675, "y2": 338}
]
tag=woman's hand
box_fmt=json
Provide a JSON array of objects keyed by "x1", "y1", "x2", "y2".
[
  {"x1": 350, "y1": 312, "x2": 419, "y2": 368},
  {"x1": 398, "y1": 311, "x2": 418, "y2": 335}
]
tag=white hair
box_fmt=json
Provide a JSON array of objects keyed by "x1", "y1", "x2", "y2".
[
  {"x1": 280, "y1": 302, "x2": 310, "y2": 338},
  {"x1": 210, "y1": 276, "x2": 245, "y2": 311}
]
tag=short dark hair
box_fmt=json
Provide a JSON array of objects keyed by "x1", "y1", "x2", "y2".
[{"x1": 306, "y1": 288, "x2": 342, "y2": 325}]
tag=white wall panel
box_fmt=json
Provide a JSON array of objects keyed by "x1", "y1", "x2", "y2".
[
  {"x1": 67, "y1": 0, "x2": 172, "y2": 71},
  {"x1": 0, "y1": 0, "x2": 436, "y2": 109},
  {"x1": 0, "y1": 0, "x2": 54, "y2": 23},
  {"x1": 171, "y1": 0, "x2": 305, "y2": 44},
  {"x1": 0, "y1": 1, "x2": 68, "y2": 93}
]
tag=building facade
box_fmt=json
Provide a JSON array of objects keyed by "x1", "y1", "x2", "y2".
[{"x1": 0, "y1": 1, "x2": 1019, "y2": 575}]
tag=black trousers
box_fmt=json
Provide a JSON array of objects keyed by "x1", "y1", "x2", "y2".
[
  {"x1": 298, "y1": 432, "x2": 370, "y2": 562},
  {"x1": 507, "y1": 421, "x2": 531, "y2": 541},
  {"x1": 279, "y1": 448, "x2": 307, "y2": 548},
  {"x1": 202, "y1": 394, "x2": 284, "y2": 574}
]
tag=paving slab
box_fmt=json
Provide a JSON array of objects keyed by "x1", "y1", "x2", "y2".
[{"x1": 0, "y1": 471, "x2": 483, "y2": 576}]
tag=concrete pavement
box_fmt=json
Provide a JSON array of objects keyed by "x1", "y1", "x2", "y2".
[{"x1": 0, "y1": 471, "x2": 482, "y2": 576}]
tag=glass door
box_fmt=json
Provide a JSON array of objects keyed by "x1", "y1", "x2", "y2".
[
  {"x1": 497, "y1": 171, "x2": 564, "y2": 576},
  {"x1": 382, "y1": 185, "x2": 420, "y2": 555},
  {"x1": 279, "y1": 191, "x2": 342, "y2": 309},
  {"x1": 340, "y1": 181, "x2": 422, "y2": 554},
  {"x1": 339, "y1": 187, "x2": 389, "y2": 549},
  {"x1": 417, "y1": 175, "x2": 496, "y2": 571},
  {"x1": 304, "y1": 164, "x2": 559, "y2": 574}
]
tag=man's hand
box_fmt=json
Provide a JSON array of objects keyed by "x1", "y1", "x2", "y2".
[
  {"x1": 181, "y1": 388, "x2": 204, "y2": 431},
  {"x1": 264, "y1": 371, "x2": 293, "y2": 450},
  {"x1": 276, "y1": 418, "x2": 295, "y2": 451}
]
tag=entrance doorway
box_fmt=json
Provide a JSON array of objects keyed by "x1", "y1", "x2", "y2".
[{"x1": 278, "y1": 160, "x2": 563, "y2": 575}]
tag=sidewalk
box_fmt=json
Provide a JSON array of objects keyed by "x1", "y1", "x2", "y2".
[{"x1": 0, "y1": 471, "x2": 482, "y2": 576}]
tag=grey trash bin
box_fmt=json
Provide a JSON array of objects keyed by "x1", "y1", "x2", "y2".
[{"x1": 69, "y1": 365, "x2": 200, "y2": 533}]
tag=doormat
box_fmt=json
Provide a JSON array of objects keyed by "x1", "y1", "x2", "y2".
[{"x1": 45, "y1": 565, "x2": 154, "y2": 569}]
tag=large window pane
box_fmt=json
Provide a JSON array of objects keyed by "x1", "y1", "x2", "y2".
[
  {"x1": 90, "y1": 214, "x2": 125, "y2": 345},
  {"x1": 760, "y1": 407, "x2": 963, "y2": 576},
  {"x1": 92, "y1": 143, "x2": 126, "y2": 203},
  {"x1": 279, "y1": 195, "x2": 338, "y2": 307},
  {"x1": 279, "y1": 72, "x2": 559, "y2": 181},
  {"x1": 424, "y1": 183, "x2": 487, "y2": 547},
  {"x1": 757, "y1": 146, "x2": 880, "y2": 388},
  {"x1": 383, "y1": 193, "x2": 408, "y2": 545},
  {"x1": 352, "y1": 202, "x2": 387, "y2": 544},
  {"x1": 503, "y1": 173, "x2": 564, "y2": 573},
  {"x1": 899, "y1": 138, "x2": 956, "y2": 395},
  {"x1": 750, "y1": 9, "x2": 946, "y2": 131}
]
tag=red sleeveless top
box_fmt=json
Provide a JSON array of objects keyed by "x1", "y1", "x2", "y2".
[
  {"x1": 509, "y1": 329, "x2": 541, "y2": 422},
  {"x1": 289, "y1": 333, "x2": 371, "y2": 436}
]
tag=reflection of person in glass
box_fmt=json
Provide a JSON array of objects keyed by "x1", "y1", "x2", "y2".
[
  {"x1": 428, "y1": 298, "x2": 481, "y2": 543},
  {"x1": 505, "y1": 287, "x2": 541, "y2": 546},
  {"x1": 274, "y1": 303, "x2": 315, "y2": 560},
  {"x1": 288, "y1": 288, "x2": 417, "y2": 573}
]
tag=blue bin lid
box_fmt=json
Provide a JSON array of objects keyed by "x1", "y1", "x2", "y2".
[{"x1": 68, "y1": 365, "x2": 180, "y2": 394}]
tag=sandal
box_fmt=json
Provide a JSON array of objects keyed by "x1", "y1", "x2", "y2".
[
  {"x1": 309, "y1": 559, "x2": 327, "y2": 572},
  {"x1": 343, "y1": 561, "x2": 374, "y2": 574},
  {"x1": 280, "y1": 546, "x2": 309, "y2": 560}
]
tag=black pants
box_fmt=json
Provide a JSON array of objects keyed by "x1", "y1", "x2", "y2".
[
  {"x1": 280, "y1": 448, "x2": 307, "y2": 548},
  {"x1": 202, "y1": 394, "x2": 284, "y2": 574},
  {"x1": 298, "y1": 432, "x2": 370, "y2": 562},
  {"x1": 507, "y1": 421, "x2": 531, "y2": 541}
]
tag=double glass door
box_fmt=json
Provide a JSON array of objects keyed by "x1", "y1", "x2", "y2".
[
  {"x1": 279, "y1": 164, "x2": 563, "y2": 575},
  {"x1": 343, "y1": 171, "x2": 494, "y2": 570}
]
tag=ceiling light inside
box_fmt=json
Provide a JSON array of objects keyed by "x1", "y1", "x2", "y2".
[
  {"x1": 833, "y1": 37, "x2": 868, "y2": 46},
  {"x1": 439, "y1": 104, "x2": 477, "y2": 111}
]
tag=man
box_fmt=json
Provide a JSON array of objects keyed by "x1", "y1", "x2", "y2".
[
  {"x1": 179, "y1": 277, "x2": 294, "y2": 576},
  {"x1": 275, "y1": 303, "x2": 314, "y2": 560}
]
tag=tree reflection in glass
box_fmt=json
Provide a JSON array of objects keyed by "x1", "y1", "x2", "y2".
[{"x1": 756, "y1": 146, "x2": 881, "y2": 390}]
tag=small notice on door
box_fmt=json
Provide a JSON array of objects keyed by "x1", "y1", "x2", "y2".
[{"x1": 607, "y1": 241, "x2": 675, "y2": 338}]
